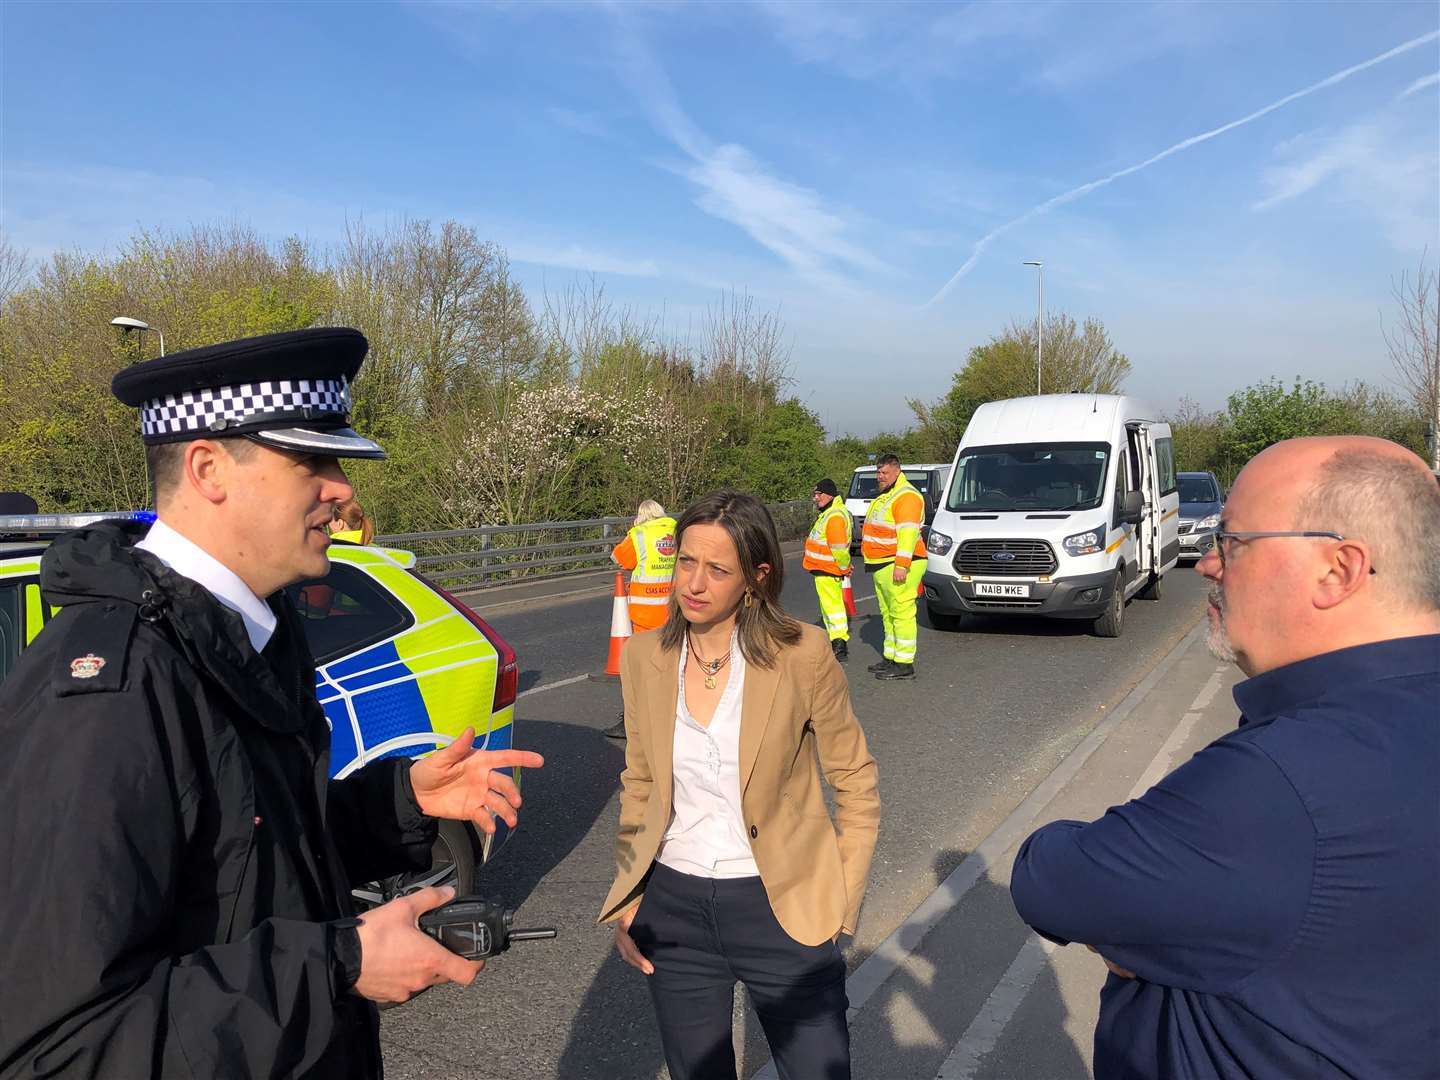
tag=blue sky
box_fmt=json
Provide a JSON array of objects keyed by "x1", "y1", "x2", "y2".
[{"x1": 3, "y1": 1, "x2": 1437, "y2": 436}]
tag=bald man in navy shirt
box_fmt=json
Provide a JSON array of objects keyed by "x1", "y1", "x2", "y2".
[{"x1": 1012, "y1": 436, "x2": 1440, "y2": 1079}]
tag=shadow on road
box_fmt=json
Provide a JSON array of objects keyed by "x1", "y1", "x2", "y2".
[
  {"x1": 842, "y1": 849, "x2": 1091, "y2": 1080},
  {"x1": 556, "y1": 948, "x2": 668, "y2": 1079},
  {"x1": 553, "y1": 849, "x2": 1094, "y2": 1079},
  {"x1": 479, "y1": 718, "x2": 625, "y2": 909}
]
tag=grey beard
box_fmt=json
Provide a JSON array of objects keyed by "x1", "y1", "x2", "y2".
[{"x1": 1205, "y1": 583, "x2": 1237, "y2": 663}]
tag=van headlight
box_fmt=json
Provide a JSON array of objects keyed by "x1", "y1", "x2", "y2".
[
  {"x1": 928, "y1": 529, "x2": 954, "y2": 555},
  {"x1": 1197, "y1": 512, "x2": 1221, "y2": 529},
  {"x1": 1063, "y1": 528, "x2": 1103, "y2": 556}
]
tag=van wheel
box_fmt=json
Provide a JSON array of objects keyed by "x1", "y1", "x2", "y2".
[
  {"x1": 926, "y1": 602, "x2": 963, "y2": 632},
  {"x1": 1137, "y1": 570, "x2": 1163, "y2": 601},
  {"x1": 1092, "y1": 574, "x2": 1125, "y2": 638}
]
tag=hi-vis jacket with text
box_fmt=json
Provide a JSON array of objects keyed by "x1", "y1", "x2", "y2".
[{"x1": 613, "y1": 517, "x2": 678, "y2": 631}]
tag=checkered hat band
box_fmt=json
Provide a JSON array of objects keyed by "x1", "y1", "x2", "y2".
[{"x1": 139, "y1": 379, "x2": 351, "y2": 437}]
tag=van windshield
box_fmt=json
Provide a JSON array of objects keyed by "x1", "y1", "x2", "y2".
[
  {"x1": 848, "y1": 470, "x2": 934, "y2": 500},
  {"x1": 947, "y1": 443, "x2": 1111, "y2": 512}
]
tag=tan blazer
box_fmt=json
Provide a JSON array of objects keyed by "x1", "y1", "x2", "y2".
[{"x1": 598, "y1": 623, "x2": 880, "y2": 946}]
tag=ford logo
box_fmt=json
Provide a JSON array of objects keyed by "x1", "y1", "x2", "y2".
[{"x1": 992, "y1": 551, "x2": 1017, "y2": 562}]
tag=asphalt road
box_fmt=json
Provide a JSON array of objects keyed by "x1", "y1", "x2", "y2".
[{"x1": 379, "y1": 553, "x2": 1210, "y2": 1080}]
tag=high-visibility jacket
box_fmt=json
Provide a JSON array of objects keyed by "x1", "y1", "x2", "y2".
[
  {"x1": 613, "y1": 517, "x2": 678, "y2": 612},
  {"x1": 802, "y1": 502, "x2": 852, "y2": 576},
  {"x1": 861, "y1": 476, "x2": 927, "y2": 569}
]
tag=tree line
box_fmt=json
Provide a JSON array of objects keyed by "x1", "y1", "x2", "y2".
[{"x1": 1, "y1": 222, "x2": 1432, "y2": 533}]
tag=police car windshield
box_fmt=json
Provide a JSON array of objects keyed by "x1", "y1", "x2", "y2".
[
  {"x1": 947, "y1": 443, "x2": 1110, "y2": 512},
  {"x1": 848, "y1": 471, "x2": 931, "y2": 500}
]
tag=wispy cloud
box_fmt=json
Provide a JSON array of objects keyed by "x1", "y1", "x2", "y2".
[
  {"x1": 612, "y1": 15, "x2": 886, "y2": 287},
  {"x1": 1254, "y1": 111, "x2": 1437, "y2": 252},
  {"x1": 1398, "y1": 72, "x2": 1439, "y2": 100},
  {"x1": 925, "y1": 29, "x2": 1440, "y2": 307},
  {"x1": 507, "y1": 242, "x2": 659, "y2": 277}
]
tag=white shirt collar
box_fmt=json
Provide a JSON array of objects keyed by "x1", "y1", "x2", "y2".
[{"x1": 135, "y1": 518, "x2": 278, "y2": 653}]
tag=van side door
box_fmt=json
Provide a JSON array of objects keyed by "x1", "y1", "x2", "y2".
[
  {"x1": 1124, "y1": 424, "x2": 1156, "y2": 584},
  {"x1": 1149, "y1": 425, "x2": 1181, "y2": 572}
]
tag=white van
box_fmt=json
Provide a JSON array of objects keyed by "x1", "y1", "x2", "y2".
[
  {"x1": 844, "y1": 463, "x2": 952, "y2": 553},
  {"x1": 922, "y1": 395, "x2": 1180, "y2": 637}
]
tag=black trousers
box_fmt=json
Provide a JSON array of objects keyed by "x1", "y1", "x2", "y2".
[{"x1": 628, "y1": 862, "x2": 850, "y2": 1080}]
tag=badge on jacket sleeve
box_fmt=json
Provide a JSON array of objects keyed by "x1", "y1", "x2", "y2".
[{"x1": 69, "y1": 654, "x2": 107, "y2": 680}]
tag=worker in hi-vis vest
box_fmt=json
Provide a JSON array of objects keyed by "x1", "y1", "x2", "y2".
[
  {"x1": 604, "y1": 499, "x2": 678, "y2": 739},
  {"x1": 611, "y1": 500, "x2": 679, "y2": 633},
  {"x1": 802, "y1": 478, "x2": 853, "y2": 662},
  {"x1": 861, "y1": 454, "x2": 927, "y2": 680}
]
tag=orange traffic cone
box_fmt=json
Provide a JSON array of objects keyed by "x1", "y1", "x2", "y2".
[
  {"x1": 589, "y1": 572, "x2": 632, "y2": 680},
  {"x1": 842, "y1": 574, "x2": 857, "y2": 618}
]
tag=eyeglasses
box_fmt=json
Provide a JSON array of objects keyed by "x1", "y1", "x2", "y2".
[{"x1": 1203, "y1": 530, "x2": 1376, "y2": 574}]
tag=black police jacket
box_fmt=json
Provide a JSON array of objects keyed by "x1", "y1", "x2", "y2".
[{"x1": 0, "y1": 523, "x2": 439, "y2": 1078}]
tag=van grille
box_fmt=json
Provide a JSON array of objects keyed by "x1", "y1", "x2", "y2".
[{"x1": 954, "y1": 539, "x2": 1057, "y2": 576}]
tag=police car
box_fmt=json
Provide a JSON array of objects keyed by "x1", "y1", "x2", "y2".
[{"x1": 0, "y1": 509, "x2": 521, "y2": 908}]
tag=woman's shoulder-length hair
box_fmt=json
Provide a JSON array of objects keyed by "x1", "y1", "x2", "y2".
[{"x1": 658, "y1": 491, "x2": 802, "y2": 669}]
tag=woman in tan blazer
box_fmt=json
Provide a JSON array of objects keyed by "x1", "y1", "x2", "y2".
[{"x1": 598, "y1": 491, "x2": 880, "y2": 1080}]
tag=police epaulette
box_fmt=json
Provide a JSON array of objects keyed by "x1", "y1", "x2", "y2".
[{"x1": 54, "y1": 601, "x2": 137, "y2": 696}]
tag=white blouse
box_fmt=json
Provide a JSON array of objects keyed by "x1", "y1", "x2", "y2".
[{"x1": 655, "y1": 630, "x2": 760, "y2": 879}]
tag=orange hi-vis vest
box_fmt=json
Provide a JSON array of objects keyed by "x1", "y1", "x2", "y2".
[
  {"x1": 861, "y1": 476, "x2": 927, "y2": 568},
  {"x1": 613, "y1": 517, "x2": 678, "y2": 630},
  {"x1": 802, "y1": 502, "x2": 852, "y2": 576}
]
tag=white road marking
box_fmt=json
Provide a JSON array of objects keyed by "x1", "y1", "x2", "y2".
[
  {"x1": 516, "y1": 672, "x2": 591, "y2": 700},
  {"x1": 934, "y1": 935, "x2": 1058, "y2": 1079},
  {"x1": 1127, "y1": 711, "x2": 1204, "y2": 800}
]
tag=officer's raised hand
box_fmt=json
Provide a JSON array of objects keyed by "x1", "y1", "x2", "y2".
[
  {"x1": 354, "y1": 886, "x2": 481, "y2": 1003},
  {"x1": 410, "y1": 727, "x2": 545, "y2": 834}
]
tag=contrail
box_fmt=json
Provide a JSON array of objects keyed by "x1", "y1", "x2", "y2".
[{"x1": 925, "y1": 30, "x2": 1440, "y2": 308}]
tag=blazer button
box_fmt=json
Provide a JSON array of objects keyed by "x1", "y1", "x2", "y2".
[{"x1": 750, "y1": 825, "x2": 758, "y2": 839}]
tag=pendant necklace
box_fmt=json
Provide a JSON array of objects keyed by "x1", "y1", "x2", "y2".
[{"x1": 688, "y1": 633, "x2": 731, "y2": 690}]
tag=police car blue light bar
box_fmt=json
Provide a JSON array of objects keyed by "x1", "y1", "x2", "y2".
[{"x1": 0, "y1": 510, "x2": 156, "y2": 533}]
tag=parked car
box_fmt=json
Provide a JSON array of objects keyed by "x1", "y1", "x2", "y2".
[
  {"x1": 844, "y1": 463, "x2": 952, "y2": 552},
  {"x1": 1177, "y1": 471, "x2": 1224, "y2": 562},
  {"x1": 0, "y1": 511, "x2": 521, "y2": 908}
]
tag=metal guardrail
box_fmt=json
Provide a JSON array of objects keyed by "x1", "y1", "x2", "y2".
[{"x1": 376, "y1": 500, "x2": 812, "y2": 590}]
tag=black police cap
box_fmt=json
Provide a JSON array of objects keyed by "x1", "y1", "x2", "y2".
[{"x1": 111, "y1": 327, "x2": 384, "y2": 459}]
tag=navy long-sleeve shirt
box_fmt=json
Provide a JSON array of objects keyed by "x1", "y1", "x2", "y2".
[{"x1": 1011, "y1": 634, "x2": 1440, "y2": 1080}]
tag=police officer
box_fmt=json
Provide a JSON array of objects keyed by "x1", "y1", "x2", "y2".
[
  {"x1": 802, "y1": 478, "x2": 853, "y2": 661},
  {"x1": 0, "y1": 328, "x2": 544, "y2": 1077}
]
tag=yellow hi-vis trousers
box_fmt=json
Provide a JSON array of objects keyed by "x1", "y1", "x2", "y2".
[
  {"x1": 812, "y1": 572, "x2": 848, "y2": 642},
  {"x1": 872, "y1": 559, "x2": 924, "y2": 664}
]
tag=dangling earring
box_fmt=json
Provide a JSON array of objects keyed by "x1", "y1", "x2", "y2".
[{"x1": 744, "y1": 589, "x2": 754, "y2": 609}]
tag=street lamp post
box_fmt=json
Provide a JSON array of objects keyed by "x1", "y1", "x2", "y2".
[
  {"x1": 110, "y1": 315, "x2": 165, "y2": 357},
  {"x1": 1022, "y1": 261, "x2": 1043, "y2": 394}
]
